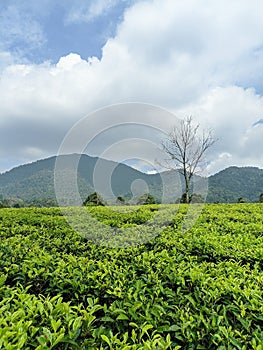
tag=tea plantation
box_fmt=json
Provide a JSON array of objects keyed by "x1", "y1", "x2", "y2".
[{"x1": 0, "y1": 204, "x2": 263, "y2": 349}]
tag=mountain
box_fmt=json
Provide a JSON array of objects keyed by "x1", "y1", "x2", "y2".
[
  {"x1": 0, "y1": 155, "x2": 262, "y2": 205},
  {"x1": 0, "y1": 154, "x2": 164, "y2": 205},
  {"x1": 207, "y1": 166, "x2": 263, "y2": 203}
]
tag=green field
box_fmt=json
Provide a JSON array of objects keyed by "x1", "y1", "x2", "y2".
[{"x1": 0, "y1": 204, "x2": 263, "y2": 349}]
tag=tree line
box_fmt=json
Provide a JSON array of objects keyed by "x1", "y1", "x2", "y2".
[{"x1": 82, "y1": 191, "x2": 263, "y2": 206}]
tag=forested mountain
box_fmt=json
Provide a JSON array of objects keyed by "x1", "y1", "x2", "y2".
[
  {"x1": 207, "y1": 166, "x2": 263, "y2": 203},
  {"x1": 0, "y1": 155, "x2": 163, "y2": 205},
  {"x1": 0, "y1": 155, "x2": 262, "y2": 205}
]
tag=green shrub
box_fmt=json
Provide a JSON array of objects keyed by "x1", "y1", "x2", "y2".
[{"x1": 0, "y1": 204, "x2": 263, "y2": 348}]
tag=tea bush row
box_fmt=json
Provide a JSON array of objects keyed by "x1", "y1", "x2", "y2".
[{"x1": 0, "y1": 204, "x2": 263, "y2": 349}]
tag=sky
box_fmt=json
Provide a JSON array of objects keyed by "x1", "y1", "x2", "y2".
[{"x1": 0, "y1": 0, "x2": 263, "y2": 175}]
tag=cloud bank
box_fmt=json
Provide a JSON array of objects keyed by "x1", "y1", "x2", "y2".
[{"x1": 0, "y1": 0, "x2": 263, "y2": 174}]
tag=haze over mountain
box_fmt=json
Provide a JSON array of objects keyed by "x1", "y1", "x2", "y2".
[{"x1": 0, "y1": 154, "x2": 262, "y2": 206}]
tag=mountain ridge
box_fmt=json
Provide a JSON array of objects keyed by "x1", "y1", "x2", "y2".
[{"x1": 0, "y1": 154, "x2": 262, "y2": 205}]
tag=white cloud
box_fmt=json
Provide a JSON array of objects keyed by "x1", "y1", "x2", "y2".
[
  {"x1": 177, "y1": 86, "x2": 263, "y2": 173},
  {"x1": 84, "y1": 0, "x2": 121, "y2": 20},
  {"x1": 56, "y1": 53, "x2": 85, "y2": 71},
  {"x1": 146, "y1": 169, "x2": 158, "y2": 175},
  {"x1": 66, "y1": 0, "x2": 133, "y2": 23},
  {"x1": 0, "y1": 0, "x2": 263, "y2": 173},
  {"x1": 0, "y1": 5, "x2": 46, "y2": 55}
]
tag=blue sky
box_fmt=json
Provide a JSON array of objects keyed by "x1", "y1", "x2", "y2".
[
  {"x1": 0, "y1": 0, "x2": 134, "y2": 63},
  {"x1": 0, "y1": 0, "x2": 263, "y2": 175}
]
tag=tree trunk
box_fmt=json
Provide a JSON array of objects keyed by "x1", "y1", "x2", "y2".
[{"x1": 185, "y1": 180, "x2": 190, "y2": 204}]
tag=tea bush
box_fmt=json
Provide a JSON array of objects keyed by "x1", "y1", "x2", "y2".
[{"x1": 0, "y1": 204, "x2": 263, "y2": 349}]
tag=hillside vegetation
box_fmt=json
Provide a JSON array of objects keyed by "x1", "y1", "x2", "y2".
[
  {"x1": 0, "y1": 155, "x2": 263, "y2": 205},
  {"x1": 0, "y1": 204, "x2": 263, "y2": 349},
  {"x1": 208, "y1": 166, "x2": 263, "y2": 203}
]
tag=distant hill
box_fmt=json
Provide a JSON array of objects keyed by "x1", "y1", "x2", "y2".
[
  {"x1": 207, "y1": 166, "x2": 263, "y2": 203},
  {"x1": 0, "y1": 155, "x2": 262, "y2": 205},
  {"x1": 0, "y1": 154, "x2": 164, "y2": 205}
]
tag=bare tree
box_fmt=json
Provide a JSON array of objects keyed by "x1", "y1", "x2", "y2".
[{"x1": 161, "y1": 116, "x2": 216, "y2": 203}]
